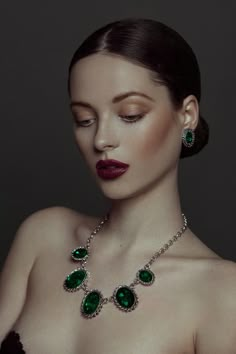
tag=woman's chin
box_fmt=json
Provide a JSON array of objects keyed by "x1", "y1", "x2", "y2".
[{"x1": 98, "y1": 183, "x2": 140, "y2": 201}]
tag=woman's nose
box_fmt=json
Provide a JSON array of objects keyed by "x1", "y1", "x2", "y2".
[{"x1": 93, "y1": 118, "x2": 118, "y2": 152}]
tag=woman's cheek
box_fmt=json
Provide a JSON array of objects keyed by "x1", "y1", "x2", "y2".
[{"x1": 135, "y1": 114, "x2": 174, "y2": 158}]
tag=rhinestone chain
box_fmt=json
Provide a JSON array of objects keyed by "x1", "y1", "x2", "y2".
[{"x1": 80, "y1": 212, "x2": 188, "y2": 304}]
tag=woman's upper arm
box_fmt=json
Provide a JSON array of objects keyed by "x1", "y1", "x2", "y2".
[{"x1": 0, "y1": 207, "x2": 63, "y2": 341}]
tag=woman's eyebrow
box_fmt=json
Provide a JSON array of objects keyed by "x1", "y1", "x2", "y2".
[{"x1": 69, "y1": 91, "x2": 155, "y2": 110}]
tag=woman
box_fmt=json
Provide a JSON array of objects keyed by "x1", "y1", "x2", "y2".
[{"x1": 0, "y1": 17, "x2": 236, "y2": 354}]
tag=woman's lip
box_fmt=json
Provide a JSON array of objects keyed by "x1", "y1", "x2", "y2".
[
  {"x1": 96, "y1": 166, "x2": 129, "y2": 179},
  {"x1": 96, "y1": 159, "x2": 130, "y2": 169}
]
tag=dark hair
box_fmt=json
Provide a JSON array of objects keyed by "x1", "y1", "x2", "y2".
[{"x1": 67, "y1": 17, "x2": 209, "y2": 158}]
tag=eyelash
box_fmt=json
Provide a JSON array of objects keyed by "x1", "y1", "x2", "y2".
[
  {"x1": 74, "y1": 114, "x2": 144, "y2": 127},
  {"x1": 120, "y1": 114, "x2": 144, "y2": 123}
]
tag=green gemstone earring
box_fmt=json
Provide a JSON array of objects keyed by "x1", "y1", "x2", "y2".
[{"x1": 182, "y1": 128, "x2": 195, "y2": 147}]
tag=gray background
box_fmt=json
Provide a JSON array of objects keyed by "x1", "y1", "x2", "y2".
[{"x1": 0, "y1": 1, "x2": 235, "y2": 268}]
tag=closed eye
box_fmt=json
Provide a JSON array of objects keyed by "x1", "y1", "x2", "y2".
[
  {"x1": 73, "y1": 118, "x2": 95, "y2": 127},
  {"x1": 120, "y1": 114, "x2": 144, "y2": 123},
  {"x1": 73, "y1": 113, "x2": 144, "y2": 127}
]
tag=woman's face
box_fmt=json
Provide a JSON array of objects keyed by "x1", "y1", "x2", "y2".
[{"x1": 69, "y1": 53, "x2": 184, "y2": 199}]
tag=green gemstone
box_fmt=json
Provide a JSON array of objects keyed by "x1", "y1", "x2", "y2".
[
  {"x1": 72, "y1": 247, "x2": 88, "y2": 260},
  {"x1": 186, "y1": 131, "x2": 193, "y2": 143},
  {"x1": 115, "y1": 286, "x2": 136, "y2": 309},
  {"x1": 138, "y1": 269, "x2": 154, "y2": 284},
  {"x1": 64, "y1": 268, "x2": 87, "y2": 290},
  {"x1": 82, "y1": 290, "x2": 102, "y2": 316}
]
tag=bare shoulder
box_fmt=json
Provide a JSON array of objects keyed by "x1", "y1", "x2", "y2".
[
  {"x1": 26, "y1": 205, "x2": 83, "y2": 226},
  {"x1": 195, "y1": 258, "x2": 236, "y2": 353},
  {"x1": 23, "y1": 205, "x2": 90, "y2": 232},
  {"x1": 210, "y1": 258, "x2": 236, "y2": 306},
  {"x1": 34, "y1": 205, "x2": 97, "y2": 226},
  {"x1": 0, "y1": 206, "x2": 88, "y2": 339},
  {"x1": 26, "y1": 206, "x2": 102, "y2": 248},
  {"x1": 39, "y1": 205, "x2": 100, "y2": 230},
  {"x1": 14, "y1": 206, "x2": 82, "y2": 232},
  {"x1": 8, "y1": 206, "x2": 94, "y2": 258},
  {"x1": 197, "y1": 257, "x2": 236, "y2": 295},
  {"x1": 193, "y1": 257, "x2": 236, "y2": 309}
]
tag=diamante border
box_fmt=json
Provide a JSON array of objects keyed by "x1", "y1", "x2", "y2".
[
  {"x1": 63, "y1": 267, "x2": 90, "y2": 292},
  {"x1": 80, "y1": 288, "x2": 104, "y2": 319}
]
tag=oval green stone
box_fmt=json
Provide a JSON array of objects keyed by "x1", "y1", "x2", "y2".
[
  {"x1": 139, "y1": 269, "x2": 154, "y2": 283},
  {"x1": 64, "y1": 268, "x2": 87, "y2": 290},
  {"x1": 186, "y1": 131, "x2": 193, "y2": 143},
  {"x1": 72, "y1": 247, "x2": 88, "y2": 260},
  {"x1": 82, "y1": 291, "x2": 101, "y2": 315},
  {"x1": 115, "y1": 286, "x2": 135, "y2": 309}
]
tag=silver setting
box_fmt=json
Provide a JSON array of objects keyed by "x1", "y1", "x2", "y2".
[
  {"x1": 80, "y1": 288, "x2": 104, "y2": 319},
  {"x1": 71, "y1": 246, "x2": 89, "y2": 261},
  {"x1": 182, "y1": 128, "x2": 195, "y2": 147},
  {"x1": 63, "y1": 267, "x2": 90, "y2": 292},
  {"x1": 102, "y1": 295, "x2": 114, "y2": 304},
  {"x1": 145, "y1": 213, "x2": 187, "y2": 268},
  {"x1": 64, "y1": 212, "x2": 189, "y2": 318},
  {"x1": 113, "y1": 285, "x2": 139, "y2": 312},
  {"x1": 137, "y1": 268, "x2": 155, "y2": 286}
]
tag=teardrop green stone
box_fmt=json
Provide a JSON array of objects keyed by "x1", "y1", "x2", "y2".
[
  {"x1": 64, "y1": 268, "x2": 87, "y2": 291},
  {"x1": 115, "y1": 286, "x2": 136, "y2": 309},
  {"x1": 138, "y1": 269, "x2": 154, "y2": 284},
  {"x1": 81, "y1": 290, "x2": 102, "y2": 317},
  {"x1": 72, "y1": 247, "x2": 88, "y2": 260}
]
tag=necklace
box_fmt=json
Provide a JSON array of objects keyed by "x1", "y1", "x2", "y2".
[{"x1": 63, "y1": 212, "x2": 188, "y2": 319}]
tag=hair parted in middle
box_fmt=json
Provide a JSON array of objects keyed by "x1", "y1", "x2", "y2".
[{"x1": 67, "y1": 17, "x2": 209, "y2": 159}]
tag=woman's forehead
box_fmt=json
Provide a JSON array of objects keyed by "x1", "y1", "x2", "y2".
[
  {"x1": 71, "y1": 54, "x2": 155, "y2": 84},
  {"x1": 69, "y1": 53, "x2": 164, "y2": 102}
]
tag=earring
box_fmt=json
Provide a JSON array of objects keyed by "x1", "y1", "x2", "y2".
[{"x1": 182, "y1": 128, "x2": 195, "y2": 148}]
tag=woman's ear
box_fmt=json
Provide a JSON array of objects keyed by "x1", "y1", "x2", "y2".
[{"x1": 179, "y1": 95, "x2": 199, "y2": 130}]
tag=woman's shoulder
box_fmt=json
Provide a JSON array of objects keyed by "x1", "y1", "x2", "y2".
[
  {"x1": 193, "y1": 258, "x2": 236, "y2": 353},
  {"x1": 25, "y1": 205, "x2": 83, "y2": 224},
  {"x1": 186, "y1": 236, "x2": 236, "y2": 305},
  {"x1": 196, "y1": 256, "x2": 236, "y2": 294},
  {"x1": 171, "y1": 237, "x2": 236, "y2": 353},
  {"x1": 8, "y1": 206, "x2": 96, "y2": 256},
  {"x1": 22, "y1": 205, "x2": 95, "y2": 232},
  {"x1": 42, "y1": 205, "x2": 101, "y2": 232},
  {"x1": 205, "y1": 257, "x2": 236, "y2": 302}
]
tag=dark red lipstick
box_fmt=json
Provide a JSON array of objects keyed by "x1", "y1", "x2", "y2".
[{"x1": 96, "y1": 159, "x2": 129, "y2": 179}]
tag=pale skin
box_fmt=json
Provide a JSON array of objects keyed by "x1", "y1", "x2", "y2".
[{"x1": 0, "y1": 53, "x2": 236, "y2": 353}]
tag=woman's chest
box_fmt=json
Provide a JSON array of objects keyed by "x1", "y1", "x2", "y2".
[
  {"x1": 14, "y1": 299, "x2": 195, "y2": 354},
  {"x1": 13, "y1": 250, "x2": 197, "y2": 354}
]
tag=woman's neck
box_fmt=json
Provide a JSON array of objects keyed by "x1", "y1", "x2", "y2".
[{"x1": 100, "y1": 169, "x2": 186, "y2": 256}]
